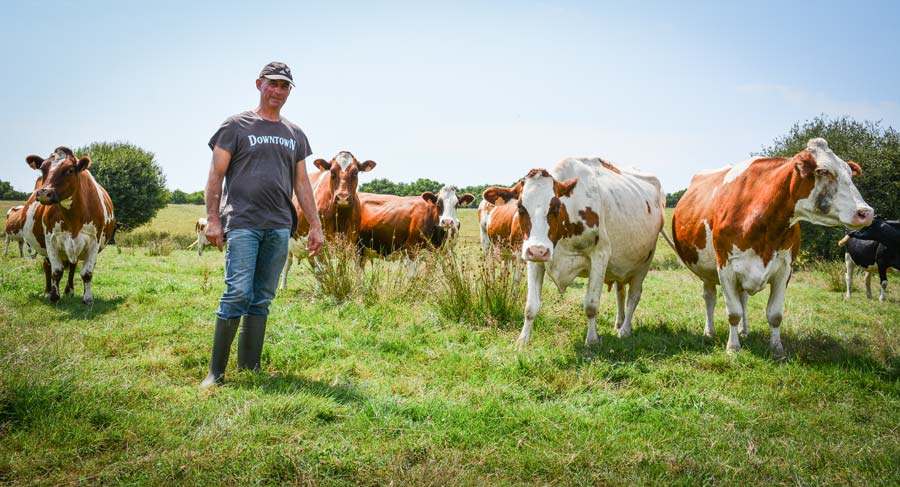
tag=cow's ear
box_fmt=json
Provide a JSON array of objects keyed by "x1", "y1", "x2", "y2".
[
  {"x1": 421, "y1": 192, "x2": 437, "y2": 204},
  {"x1": 847, "y1": 160, "x2": 862, "y2": 177},
  {"x1": 554, "y1": 177, "x2": 578, "y2": 198},
  {"x1": 76, "y1": 156, "x2": 91, "y2": 172},
  {"x1": 458, "y1": 193, "x2": 475, "y2": 207},
  {"x1": 482, "y1": 186, "x2": 516, "y2": 205},
  {"x1": 313, "y1": 158, "x2": 330, "y2": 171},
  {"x1": 359, "y1": 160, "x2": 376, "y2": 172},
  {"x1": 26, "y1": 155, "x2": 44, "y2": 170},
  {"x1": 795, "y1": 150, "x2": 817, "y2": 178}
]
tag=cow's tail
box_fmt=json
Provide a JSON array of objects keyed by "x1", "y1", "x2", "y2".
[
  {"x1": 659, "y1": 227, "x2": 677, "y2": 253},
  {"x1": 838, "y1": 235, "x2": 850, "y2": 247},
  {"x1": 108, "y1": 223, "x2": 118, "y2": 245}
]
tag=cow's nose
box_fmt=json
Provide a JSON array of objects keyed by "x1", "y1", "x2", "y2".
[
  {"x1": 335, "y1": 194, "x2": 351, "y2": 206},
  {"x1": 440, "y1": 218, "x2": 455, "y2": 227},
  {"x1": 36, "y1": 188, "x2": 55, "y2": 204},
  {"x1": 525, "y1": 245, "x2": 551, "y2": 262},
  {"x1": 854, "y1": 207, "x2": 874, "y2": 227}
]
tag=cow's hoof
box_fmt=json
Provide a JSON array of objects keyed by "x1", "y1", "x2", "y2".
[
  {"x1": 584, "y1": 335, "x2": 601, "y2": 347},
  {"x1": 82, "y1": 297, "x2": 94, "y2": 306},
  {"x1": 617, "y1": 328, "x2": 632, "y2": 338},
  {"x1": 704, "y1": 328, "x2": 715, "y2": 338},
  {"x1": 726, "y1": 343, "x2": 741, "y2": 354},
  {"x1": 49, "y1": 295, "x2": 60, "y2": 304},
  {"x1": 771, "y1": 344, "x2": 785, "y2": 360},
  {"x1": 65, "y1": 288, "x2": 75, "y2": 296}
]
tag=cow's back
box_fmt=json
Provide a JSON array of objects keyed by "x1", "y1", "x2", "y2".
[{"x1": 554, "y1": 159, "x2": 665, "y2": 281}]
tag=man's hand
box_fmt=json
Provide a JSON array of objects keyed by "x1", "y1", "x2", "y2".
[
  {"x1": 205, "y1": 219, "x2": 225, "y2": 251},
  {"x1": 307, "y1": 227, "x2": 324, "y2": 257}
]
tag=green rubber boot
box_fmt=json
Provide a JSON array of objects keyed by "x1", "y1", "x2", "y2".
[
  {"x1": 200, "y1": 317, "x2": 240, "y2": 389},
  {"x1": 237, "y1": 314, "x2": 268, "y2": 372}
]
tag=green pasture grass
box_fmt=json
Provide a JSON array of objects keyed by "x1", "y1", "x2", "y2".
[{"x1": 1, "y1": 204, "x2": 899, "y2": 485}]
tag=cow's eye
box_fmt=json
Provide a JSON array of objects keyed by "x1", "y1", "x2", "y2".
[{"x1": 815, "y1": 168, "x2": 832, "y2": 177}]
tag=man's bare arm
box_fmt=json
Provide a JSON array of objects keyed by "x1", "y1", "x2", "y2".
[
  {"x1": 204, "y1": 146, "x2": 232, "y2": 251},
  {"x1": 294, "y1": 159, "x2": 323, "y2": 257}
]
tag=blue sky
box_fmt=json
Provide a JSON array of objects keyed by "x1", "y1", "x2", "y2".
[{"x1": 2, "y1": 1, "x2": 898, "y2": 194}]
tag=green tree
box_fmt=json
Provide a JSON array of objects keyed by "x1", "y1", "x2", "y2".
[
  {"x1": 170, "y1": 189, "x2": 189, "y2": 204},
  {"x1": 75, "y1": 142, "x2": 169, "y2": 231},
  {"x1": 666, "y1": 189, "x2": 686, "y2": 208},
  {"x1": 757, "y1": 116, "x2": 900, "y2": 260},
  {"x1": 0, "y1": 180, "x2": 29, "y2": 200}
]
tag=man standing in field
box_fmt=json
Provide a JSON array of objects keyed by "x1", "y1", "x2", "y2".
[{"x1": 201, "y1": 61, "x2": 323, "y2": 388}]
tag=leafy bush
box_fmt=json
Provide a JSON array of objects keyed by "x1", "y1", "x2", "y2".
[
  {"x1": 0, "y1": 180, "x2": 29, "y2": 200},
  {"x1": 75, "y1": 142, "x2": 169, "y2": 231}
]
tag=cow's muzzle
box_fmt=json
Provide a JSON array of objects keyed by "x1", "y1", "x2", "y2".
[
  {"x1": 36, "y1": 189, "x2": 58, "y2": 205},
  {"x1": 524, "y1": 245, "x2": 551, "y2": 262},
  {"x1": 850, "y1": 207, "x2": 874, "y2": 229}
]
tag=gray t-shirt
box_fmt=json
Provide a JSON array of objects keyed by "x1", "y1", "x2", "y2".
[{"x1": 208, "y1": 111, "x2": 312, "y2": 234}]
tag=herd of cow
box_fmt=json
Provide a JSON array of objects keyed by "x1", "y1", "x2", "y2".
[{"x1": 5, "y1": 140, "x2": 898, "y2": 357}]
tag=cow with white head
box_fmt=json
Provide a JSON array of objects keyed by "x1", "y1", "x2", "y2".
[{"x1": 483, "y1": 158, "x2": 666, "y2": 346}]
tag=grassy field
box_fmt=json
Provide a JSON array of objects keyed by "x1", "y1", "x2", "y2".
[{"x1": 1, "y1": 202, "x2": 899, "y2": 486}]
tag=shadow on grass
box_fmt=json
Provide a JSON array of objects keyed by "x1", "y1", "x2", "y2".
[
  {"x1": 41, "y1": 294, "x2": 127, "y2": 320},
  {"x1": 232, "y1": 372, "x2": 366, "y2": 405},
  {"x1": 564, "y1": 318, "x2": 899, "y2": 382}
]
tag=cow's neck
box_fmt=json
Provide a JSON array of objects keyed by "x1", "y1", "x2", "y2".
[{"x1": 55, "y1": 175, "x2": 88, "y2": 234}]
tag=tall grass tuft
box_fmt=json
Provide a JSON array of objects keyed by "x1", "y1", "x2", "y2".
[
  {"x1": 361, "y1": 252, "x2": 433, "y2": 306},
  {"x1": 805, "y1": 258, "x2": 848, "y2": 293},
  {"x1": 310, "y1": 235, "x2": 363, "y2": 303},
  {"x1": 430, "y1": 247, "x2": 525, "y2": 327}
]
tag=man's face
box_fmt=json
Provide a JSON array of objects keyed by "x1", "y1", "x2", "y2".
[{"x1": 257, "y1": 78, "x2": 291, "y2": 110}]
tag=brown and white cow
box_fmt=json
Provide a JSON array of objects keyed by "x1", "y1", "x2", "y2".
[
  {"x1": 357, "y1": 186, "x2": 475, "y2": 273},
  {"x1": 483, "y1": 158, "x2": 666, "y2": 346},
  {"x1": 189, "y1": 217, "x2": 211, "y2": 256},
  {"x1": 281, "y1": 151, "x2": 376, "y2": 289},
  {"x1": 23, "y1": 147, "x2": 116, "y2": 304},
  {"x1": 5, "y1": 206, "x2": 37, "y2": 258},
  {"x1": 478, "y1": 192, "x2": 524, "y2": 280},
  {"x1": 672, "y1": 138, "x2": 873, "y2": 357}
]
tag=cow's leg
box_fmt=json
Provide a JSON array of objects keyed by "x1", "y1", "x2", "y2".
[
  {"x1": 512, "y1": 254, "x2": 524, "y2": 284},
  {"x1": 583, "y1": 252, "x2": 610, "y2": 347},
  {"x1": 878, "y1": 266, "x2": 888, "y2": 302},
  {"x1": 64, "y1": 262, "x2": 77, "y2": 296},
  {"x1": 45, "y1": 241, "x2": 64, "y2": 304},
  {"x1": 718, "y1": 268, "x2": 744, "y2": 353},
  {"x1": 18, "y1": 240, "x2": 25, "y2": 258},
  {"x1": 404, "y1": 252, "x2": 417, "y2": 278},
  {"x1": 844, "y1": 252, "x2": 854, "y2": 298},
  {"x1": 3, "y1": 234, "x2": 8, "y2": 255},
  {"x1": 703, "y1": 281, "x2": 717, "y2": 337},
  {"x1": 766, "y1": 273, "x2": 790, "y2": 359},
  {"x1": 42, "y1": 258, "x2": 52, "y2": 299},
  {"x1": 618, "y1": 269, "x2": 649, "y2": 338},
  {"x1": 280, "y1": 249, "x2": 292, "y2": 291},
  {"x1": 613, "y1": 282, "x2": 626, "y2": 332},
  {"x1": 865, "y1": 271, "x2": 873, "y2": 300},
  {"x1": 198, "y1": 232, "x2": 204, "y2": 256},
  {"x1": 79, "y1": 242, "x2": 101, "y2": 305},
  {"x1": 517, "y1": 261, "x2": 545, "y2": 347},
  {"x1": 739, "y1": 290, "x2": 750, "y2": 336}
]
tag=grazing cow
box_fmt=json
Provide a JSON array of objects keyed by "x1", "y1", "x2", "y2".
[
  {"x1": 483, "y1": 158, "x2": 666, "y2": 346},
  {"x1": 672, "y1": 138, "x2": 873, "y2": 357},
  {"x1": 189, "y1": 217, "x2": 211, "y2": 255},
  {"x1": 281, "y1": 151, "x2": 376, "y2": 289},
  {"x1": 839, "y1": 217, "x2": 900, "y2": 301},
  {"x1": 23, "y1": 147, "x2": 116, "y2": 304},
  {"x1": 358, "y1": 186, "x2": 474, "y2": 270},
  {"x1": 5, "y1": 206, "x2": 37, "y2": 258}
]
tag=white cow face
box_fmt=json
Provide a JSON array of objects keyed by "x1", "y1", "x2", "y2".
[
  {"x1": 483, "y1": 169, "x2": 577, "y2": 262},
  {"x1": 435, "y1": 186, "x2": 475, "y2": 231},
  {"x1": 792, "y1": 138, "x2": 873, "y2": 229}
]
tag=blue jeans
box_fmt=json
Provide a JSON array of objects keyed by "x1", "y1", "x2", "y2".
[{"x1": 217, "y1": 228, "x2": 291, "y2": 319}]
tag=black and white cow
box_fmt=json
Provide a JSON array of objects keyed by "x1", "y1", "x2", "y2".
[{"x1": 840, "y1": 217, "x2": 900, "y2": 301}]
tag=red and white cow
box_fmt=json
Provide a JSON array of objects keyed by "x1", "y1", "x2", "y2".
[
  {"x1": 478, "y1": 192, "x2": 525, "y2": 280},
  {"x1": 357, "y1": 186, "x2": 474, "y2": 273},
  {"x1": 281, "y1": 151, "x2": 376, "y2": 289},
  {"x1": 5, "y1": 206, "x2": 37, "y2": 258},
  {"x1": 672, "y1": 138, "x2": 873, "y2": 357},
  {"x1": 190, "y1": 217, "x2": 211, "y2": 256},
  {"x1": 483, "y1": 158, "x2": 666, "y2": 346},
  {"x1": 23, "y1": 147, "x2": 116, "y2": 304}
]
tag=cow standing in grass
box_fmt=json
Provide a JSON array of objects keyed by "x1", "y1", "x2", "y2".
[
  {"x1": 672, "y1": 138, "x2": 873, "y2": 357},
  {"x1": 839, "y1": 217, "x2": 900, "y2": 301},
  {"x1": 24, "y1": 147, "x2": 116, "y2": 305},
  {"x1": 478, "y1": 193, "x2": 524, "y2": 281},
  {"x1": 281, "y1": 151, "x2": 375, "y2": 289},
  {"x1": 5, "y1": 205, "x2": 37, "y2": 258},
  {"x1": 484, "y1": 158, "x2": 666, "y2": 346},
  {"x1": 357, "y1": 186, "x2": 474, "y2": 275},
  {"x1": 189, "y1": 217, "x2": 211, "y2": 256}
]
